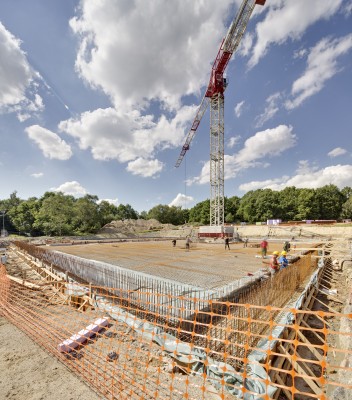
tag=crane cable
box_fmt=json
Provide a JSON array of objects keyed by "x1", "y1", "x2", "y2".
[{"x1": 184, "y1": 153, "x2": 187, "y2": 210}]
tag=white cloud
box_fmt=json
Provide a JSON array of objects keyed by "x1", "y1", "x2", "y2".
[
  {"x1": 52, "y1": 181, "x2": 87, "y2": 197},
  {"x1": 255, "y1": 92, "x2": 281, "y2": 127},
  {"x1": 31, "y1": 172, "x2": 44, "y2": 178},
  {"x1": 239, "y1": 176, "x2": 289, "y2": 192},
  {"x1": 97, "y1": 198, "x2": 119, "y2": 207},
  {"x1": 59, "y1": 105, "x2": 194, "y2": 165},
  {"x1": 70, "y1": 0, "x2": 233, "y2": 111},
  {"x1": 293, "y1": 48, "x2": 308, "y2": 59},
  {"x1": 188, "y1": 124, "x2": 296, "y2": 185},
  {"x1": 234, "y1": 100, "x2": 245, "y2": 118},
  {"x1": 0, "y1": 23, "x2": 44, "y2": 117},
  {"x1": 295, "y1": 160, "x2": 319, "y2": 175},
  {"x1": 25, "y1": 125, "x2": 73, "y2": 160},
  {"x1": 169, "y1": 193, "x2": 194, "y2": 208},
  {"x1": 126, "y1": 158, "x2": 163, "y2": 178},
  {"x1": 238, "y1": 32, "x2": 253, "y2": 57},
  {"x1": 328, "y1": 147, "x2": 347, "y2": 158},
  {"x1": 344, "y1": 1, "x2": 352, "y2": 16},
  {"x1": 239, "y1": 164, "x2": 352, "y2": 192},
  {"x1": 235, "y1": 124, "x2": 296, "y2": 166},
  {"x1": 286, "y1": 34, "x2": 352, "y2": 109},
  {"x1": 227, "y1": 135, "x2": 241, "y2": 149},
  {"x1": 248, "y1": 0, "x2": 343, "y2": 68}
]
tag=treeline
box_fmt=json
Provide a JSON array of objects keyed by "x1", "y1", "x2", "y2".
[{"x1": 0, "y1": 185, "x2": 351, "y2": 236}]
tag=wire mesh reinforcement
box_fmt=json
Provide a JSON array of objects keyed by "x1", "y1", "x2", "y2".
[{"x1": 1, "y1": 247, "x2": 351, "y2": 399}]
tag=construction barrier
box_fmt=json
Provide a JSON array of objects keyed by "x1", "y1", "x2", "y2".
[{"x1": 0, "y1": 248, "x2": 351, "y2": 399}]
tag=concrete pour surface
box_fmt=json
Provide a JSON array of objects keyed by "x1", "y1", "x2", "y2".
[{"x1": 50, "y1": 239, "x2": 315, "y2": 290}]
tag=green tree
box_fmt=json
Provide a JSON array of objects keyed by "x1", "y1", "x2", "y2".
[
  {"x1": 315, "y1": 185, "x2": 345, "y2": 220},
  {"x1": 72, "y1": 195, "x2": 100, "y2": 234},
  {"x1": 225, "y1": 196, "x2": 241, "y2": 222},
  {"x1": 341, "y1": 186, "x2": 352, "y2": 201},
  {"x1": 278, "y1": 187, "x2": 298, "y2": 221},
  {"x1": 34, "y1": 192, "x2": 75, "y2": 236},
  {"x1": 98, "y1": 201, "x2": 119, "y2": 226},
  {"x1": 225, "y1": 212, "x2": 234, "y2": 223},
  {"x1": 7, "y1": 197, "x2": 40, "y2": 235},
  {"x1": 139, "y1": 211, "x2": 148, "y2": 220},
  {"x1": 237, "y1": 190, "x2": 279, "y2": 223},
  {"x1": 295, "y1": 189, "x2": 319, "y2": 220},
  {"x1": 188, "y1": 199, "x2": 210, "y2": 225},
  {"x1": 116, "y1": 204, "x2": 139, "y2": 220},
  {"x1": 340, "y1": 197, "x2": 352, "y2": 219}
]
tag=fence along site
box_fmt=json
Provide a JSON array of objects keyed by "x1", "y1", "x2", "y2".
[{"x1": 0, "y1": 233, "x2": 351, "y2": 399}]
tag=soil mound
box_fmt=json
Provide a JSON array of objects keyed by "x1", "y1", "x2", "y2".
[{"x1": 99, "y1": 219, "x2": 177, "y2": 237}]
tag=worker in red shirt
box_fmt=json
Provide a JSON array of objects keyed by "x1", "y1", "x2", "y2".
[
  {"x1": 260, "y1": 238, "x2": 268, "y2": 258},
  {"x1": 270, "y1": 251, "x2": 280, "y2": 276}
]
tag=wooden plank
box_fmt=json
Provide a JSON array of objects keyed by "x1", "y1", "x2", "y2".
[
  {"x1": 58, "y1": 317, "x2": 109, "y2": 352},
  {"x1": 6, "y1": 274, "x2": 41, "y2": 289},
  {"x1": 296, "y1": 329, "x2": 323, "y2": 361},
  {"x1": 301, "y1": 320, "x2": 324, "y2": 344},
  {"x1": 278, "y1": 344, "x2": 322, "y2": 396}
]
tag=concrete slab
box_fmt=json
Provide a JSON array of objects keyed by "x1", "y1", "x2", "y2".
[{"x1": 51, "y1": 239, "x2": 315, "y2": 290}]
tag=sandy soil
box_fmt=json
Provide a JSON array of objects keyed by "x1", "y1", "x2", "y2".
[{"x1": 0, "y1": 316, "x2": 102, "y2": 400}]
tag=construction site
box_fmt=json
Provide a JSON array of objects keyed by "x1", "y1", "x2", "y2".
[
  {"x1": 1, "y1": 0, "x2": 351, "y2": 399},
  {"x1": 0, "y1": 221, "x2": 352, "y2": 399}
]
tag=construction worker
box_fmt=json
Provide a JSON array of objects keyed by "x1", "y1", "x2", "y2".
[
  {"x1": 279, "y1": 251, "x2": 289, "y2": 270},
  {"x1": 225, "y1": 237, "x2": 230, "y2": 250},
  {"x1": 172, "y1": 239, "x2": 176, "y2": 247},
  {"x1": 270, "y1": 251, "x2": 280, "y2": 276},
  {"x1": 185, "y1": 237, "x2": 191, "y2": 251},
  {"x1": 260, "y1": 238, "x2": 268, "y2": 258},
  {"x1": 283, "y1": 241, "x2": 290, "y2": 252}
]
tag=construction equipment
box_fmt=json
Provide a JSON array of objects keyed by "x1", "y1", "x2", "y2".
[{"x1": 175, "y1": 0, "x2": 266, "y2": 228}]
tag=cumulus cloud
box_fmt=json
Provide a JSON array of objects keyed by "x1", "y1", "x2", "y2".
[
  {"x1": 70, "y1": 0, "x2": 233, "y2": 111},
  {"x1": 234, "y1": 125, "x2": 296, "y2": 166},
  {"x1": 227, "y1": 135, "x2": 241, "y2": 149},
  {"x1": 31, "y1": 172, "x2": 44, "y2": 178},
  {"x1": 52, "y1": 181, "x2": 87, "y2": 197},
  {"x1": 344, "y1": 1, "x2": 352, "y2": 16},
  {"x1": 25, "y1": 125, "x2": 73, "y2": 160},
  {"x1": 126, "y1": 158, "x2": 163, "y2": 178},
  {"x1": 255, "y1": 92, "x2": 281, "y2": 128},
  {"x1": 188, "y1": 124, "x2": 296, "y2": 185},
  {"x1": 248, "y1": 0, "x2": 343, "y2": 68},
  {"x1": 59, "y1": 105, "x2": 195, "y2": 175},
  {"x1": 97, "y1": 198, "x2": 119, "y2": 207},
  {"x1": 239, "y1": 164, "x2": 352, "y2": 192},
  {"x1": 0, "y1": 23, "x2": 44, "y2": 117},
  {"x1": 239, "y1": 176, "x2": 289, "y2": 192},
  {"x1": 293, "y1": 48, "x2": 308, "y2": 59},
  {"x1": 234, "y1": 101, "x2": 245, "y2": 118},
  {"x1": 285, "y1": 34, "x2": 352, "y2": 109},
  {"x1": 328, "y1": 147, "x2": 347, "y2": 158},
  {"x1": 169, "y1": 193, "x2": 194, "y2": 208}
]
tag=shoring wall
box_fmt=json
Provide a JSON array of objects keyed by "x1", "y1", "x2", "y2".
[
  {"x1": 1, "y1": 262, "x2": 351, "y2": 399},
  {"x1": 12, "y1": 241, "x2": 317, "y2": 322},
  {"x1": 1, "y1": 241, "x2": 351, "y2": 399}
]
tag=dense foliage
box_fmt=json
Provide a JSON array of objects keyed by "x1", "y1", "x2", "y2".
[{"x1": 0, "y1": 185, "x2": 351, "y2": 236}]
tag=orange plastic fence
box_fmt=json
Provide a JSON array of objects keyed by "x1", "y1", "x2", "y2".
[{"x1": 0, "y1": 261, "x2": 351, "y2": 400}]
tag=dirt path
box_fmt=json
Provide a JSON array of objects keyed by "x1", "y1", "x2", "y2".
[{"x1": 0, "y1": 316, "x2": 102, "y2": 400}]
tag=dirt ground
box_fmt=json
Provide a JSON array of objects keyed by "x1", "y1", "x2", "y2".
[
  {"x1": 1, "y1": 234, "x2": 348, "y2": 400},
  {"x1": 0, "y1": 315, "x2": 102, "y2": 400}
]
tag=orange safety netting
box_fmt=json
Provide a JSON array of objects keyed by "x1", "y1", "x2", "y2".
[{"x1": 0, "y1": 261, "x2": 351, "y2": 400}]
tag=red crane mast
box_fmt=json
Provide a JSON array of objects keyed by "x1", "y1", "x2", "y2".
[{"x1": 175, "y1": 0, "x2": 266, "y2": 227}]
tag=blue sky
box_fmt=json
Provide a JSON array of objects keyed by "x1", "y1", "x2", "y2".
[{"x1": 0, "y1": 0, "x2": 351, "y2": 213}]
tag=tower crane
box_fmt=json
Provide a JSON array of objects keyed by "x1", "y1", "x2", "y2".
[{"x1": 175, "y1": 0, "x2": 266, "y2": 228}]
